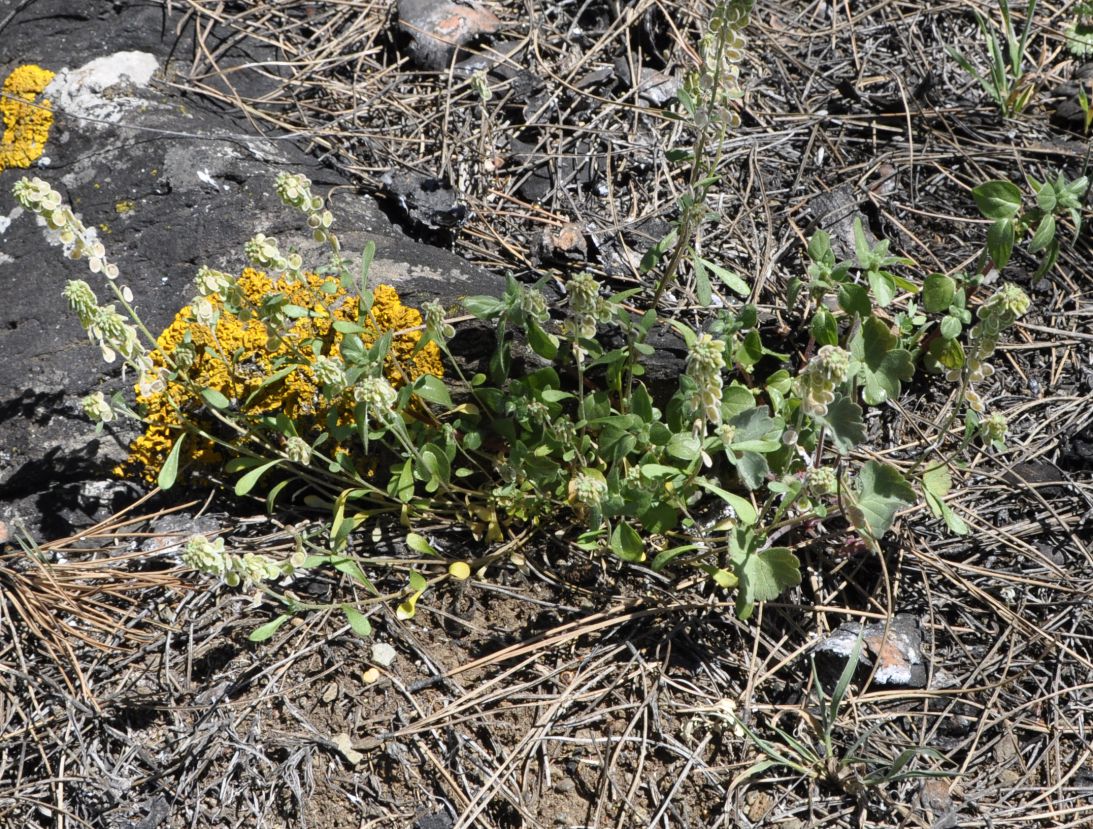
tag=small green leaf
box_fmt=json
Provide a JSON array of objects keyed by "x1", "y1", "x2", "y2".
[
  {"x1": 922, "y1": 463, "x2": 952, "y2": 498},
  {"x1": 249, "y1": 613, "x2": 291, "y2": 642},
  {"x1": 358, "y1": 240, "x2": 376, "y2": 283},
  {"x1": 1028, "y1": 213, "x2": 1055, "y2": 254},
  {"x1": 848, "y1": 461, "x2": 916, "y2": 538},
  {"x1": 698, "y1": 480, "x2": 758, "y2": 525},
  {"x1": 986, "y1": 219, "x2": 1015, "y2": 269},
  {"x1": 807, "y1": 230, "x2": 833, "y2": 263},
  {"x1": 235, "y1": 459, "x2": 282, "y2": 497},
  {"x1": 922, "y1": 273, "x2": 956, "y2": 313},
  {"x1": 462, "y1": 295, "x2": 503, "y2": 318},
  {"x1": 526, "y1": 318, "x2": 559, "y2": 360},
  {"x1": 939, "y1": 315, "x2": 963, "y2": 340},
  {"x1": 341, "y1": 604, "x2": 372, "y2": 638},
  {"x1": 837, "y1": 283, "x2": 871, "y2": 317},
  {"x1": 157, "y1": 433, "x2": 186, "y2": 491},
  {"x1": 609, "y1": 522, "x2": 646, "y2": 562},
  {"x1": 1035, "y1": 183, "x2": 1057, "y2": 212},
  {"x1": 925, "y1": 491, "x2": 970, "y2": 536},
  {"x1": 930, "y1": 336, "x2": 965, "y2": 370},
  {"x1": 815, "y1": 393, "x2": 865, "y2": 453},
  {"x1": 972, "y1": 180, "x2": 1022, "y2": 220},
  {"x1": 667, "y1": 432, "x2": 701, "y2": 462},
  {"x1": 734, "y1": 547, "x2": 801, "y2": 620},
  {"x1": 850, "y1": 317, "x2": 914, "y2": 406},
  {"x1": 698, "y1": 258, "x2": 750, "y2": 297},
  {"x1": 693, "y1": 256, "x2": 713, "y2": 306},
  {"x1": 632, "y1": 383, "x2": 654, "y2": 423},
  {"x1": 708, "y1": 567, "x2": 738, "y2": 589},
  {"x1": 330, "y1": 556, "x2": 380, "y2": 595},
  {"x1": 866, "y1": 270, "x2": 896, "y2": 307},
  {"x1": 810, "y1": 308, "x2": 838, "y2": 347},
  {"x1": 200, "y1": 388, "x2": 232, "y2": 410},
  {"x1": 412, "y1": 374, "x2": 452, "y2": 407},
  {"x1": 641, "y1": 463, "x2": 683, "y2": 480},
  {"x1": 405, "y1": 532, "x2": 439, "y2": 556},
  {"x1": 332, "y1": 319, "x2": 367, "y2": 334}
]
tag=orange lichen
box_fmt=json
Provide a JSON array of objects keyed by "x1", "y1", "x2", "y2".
[
  {"x1": 120, "y1": 269, "x2": 443, "y2": 482},
  {"x1": 0, "y1": 64, "x2": 55, "y2": 170}
]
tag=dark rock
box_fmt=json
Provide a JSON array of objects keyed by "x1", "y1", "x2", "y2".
[
  {"x1": 380, "y1": 170, "x2": 469, "y2": 233},
  {"x1": 1051, "y1": 63, "x2": 1093, "y2": 131},
  {"x1": 814, "y1": 614, "x2": 928, "y2": 690},
  {"x1": 0, "y1": 0, "x2": 502, "y2": 541}
]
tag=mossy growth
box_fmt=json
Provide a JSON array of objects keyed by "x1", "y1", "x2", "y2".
[
  {"x1": 121, "y1": 267, "x2": 442, "y2": 482},
  {"x1": 0, "y1": 64, "x2": 55, "y2": 170}
]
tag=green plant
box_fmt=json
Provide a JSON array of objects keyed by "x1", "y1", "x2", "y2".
[
  {"x1": 971, "y1": 172, "x2": 1088, "y2": 278},
  {"x1": 948, "y1": 0, "x2": 1039, "y2": 117},
  {"x1": 9, "y1": 165, "x2": 1053, "y2": 631},
  {"x1": 1065, "y1": 2, "x2": 1093, "y2": 57},
  {"x1": 642, "y1": 0, "x2": 753, "y2": 309},
  {"x1": 731, "y1": 630, "x2": 952, "y2": 796},
  {"x1": 13, "y1": 3, "x2": 1087, "y2": 636},
  {"x1": 1077, "y1": 84, "x2": 1093, "y2": 136}
]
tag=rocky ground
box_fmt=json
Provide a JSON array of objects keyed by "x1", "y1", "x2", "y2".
[{"x1": 1, "y1": 0, "x2": 1092, "y2": 827}]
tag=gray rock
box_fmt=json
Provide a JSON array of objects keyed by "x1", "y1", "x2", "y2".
[
  {"x1": 0, "y1": 0, "x2": 502, "y2": 541},
  {"x1": 813, "y1": 614, "x2": 928, "y2": 690}
]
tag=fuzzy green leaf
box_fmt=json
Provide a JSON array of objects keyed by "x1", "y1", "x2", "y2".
[
  {"x1": 249, "y1": 614, "x2": 291, "y2": 642},
  {"x1": 734, "y1": 546, "x2": 801, "y2": 620},
  {"x1": 811, "y1": 308, "x2": 838, "y2": 347},
  {"x1": 850, "y1": 316, "x2": 914, "y2": 405},
  {"x1": 837, "y1": 283, "x2": 871, "y2": 317},
  {"x1": 939, "y1": 315, "x2": 963, "y2": 340},
  {"x1": 405, "y1": 532, "x2": 439, "y2": 556},
  {"x1": 341, "y1": 604, "x2": 373, "y2": 638},
  {"x1": 235, "y1": 459, "x2": 282, "y2": 497},
  {"x1": 697, "y1": 257, "x2": 750, "y2": 297},
  {"x1": 462, "y1": 295, "x2": 503, "y2": 319},
  {"x1": 986, "y1": 219, "x2": 1015, "y2": 270},
  {"x1": 848, "y1": 461, "x2": 916, "y2": 538},
  {"x1": 157, "y1": 433, "x2": 186, "y2": 491},
  {"x1": 922, "y1": 273, "x2": 956, "y2": 313},
  {"x1": 609, "y1": 521, "x2": 646, "y2": 562},
  {"x1": 729, "y1": 406, "x2": 783, "y2": 453},
  {"x1": 413, "y1": 374, "x2": 452, "y2": 407},
  {"x1": 667, "y1": 432, "x2": 701, "y2": 462},
  {"x1": 973, "y1": 180, "x2": 1022, "y2": 220},
  {"x1": 200, "y1": 388, "x2": 232, "y2": 410},
  {"x1": 921, "y1": 463, "x2": 952, "y2": 498},
  {"x1": 698, "y1": 480, "x2": 758, "y2": 525},
  {"x1": 814, "y1": 393, "x2": 865, "y2": 453},
  {"x1": 1028, "y1": 213, "x2": 1056, "y2": 254},
  {"x1": 526, "y1": 317, "x2": 559, "y2": 360}
]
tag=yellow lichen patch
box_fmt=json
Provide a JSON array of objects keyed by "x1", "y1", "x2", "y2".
[
  {"x1": 115, "y1": 200, "x2": 135, "y2": 214},
  {"x1": 0, "y1": 64, "x2": 55, "y2": 170},
  {"x1": 121, "y1": 268, "x2": 443, "y2": 483}
]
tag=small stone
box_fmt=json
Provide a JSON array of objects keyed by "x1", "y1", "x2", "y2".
[
  {"x1": 331, "y1": 732, "x2": 363, "y2": 766},
  {"x1": 536, "y1": 222, "x2": 586, "y2": 265},
  {"x1": 637, "y1": 68, "x2": 681, "y2": 106},
  {"x1": 371, "y1": 641, "x2": 397, "y2": 667}
]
